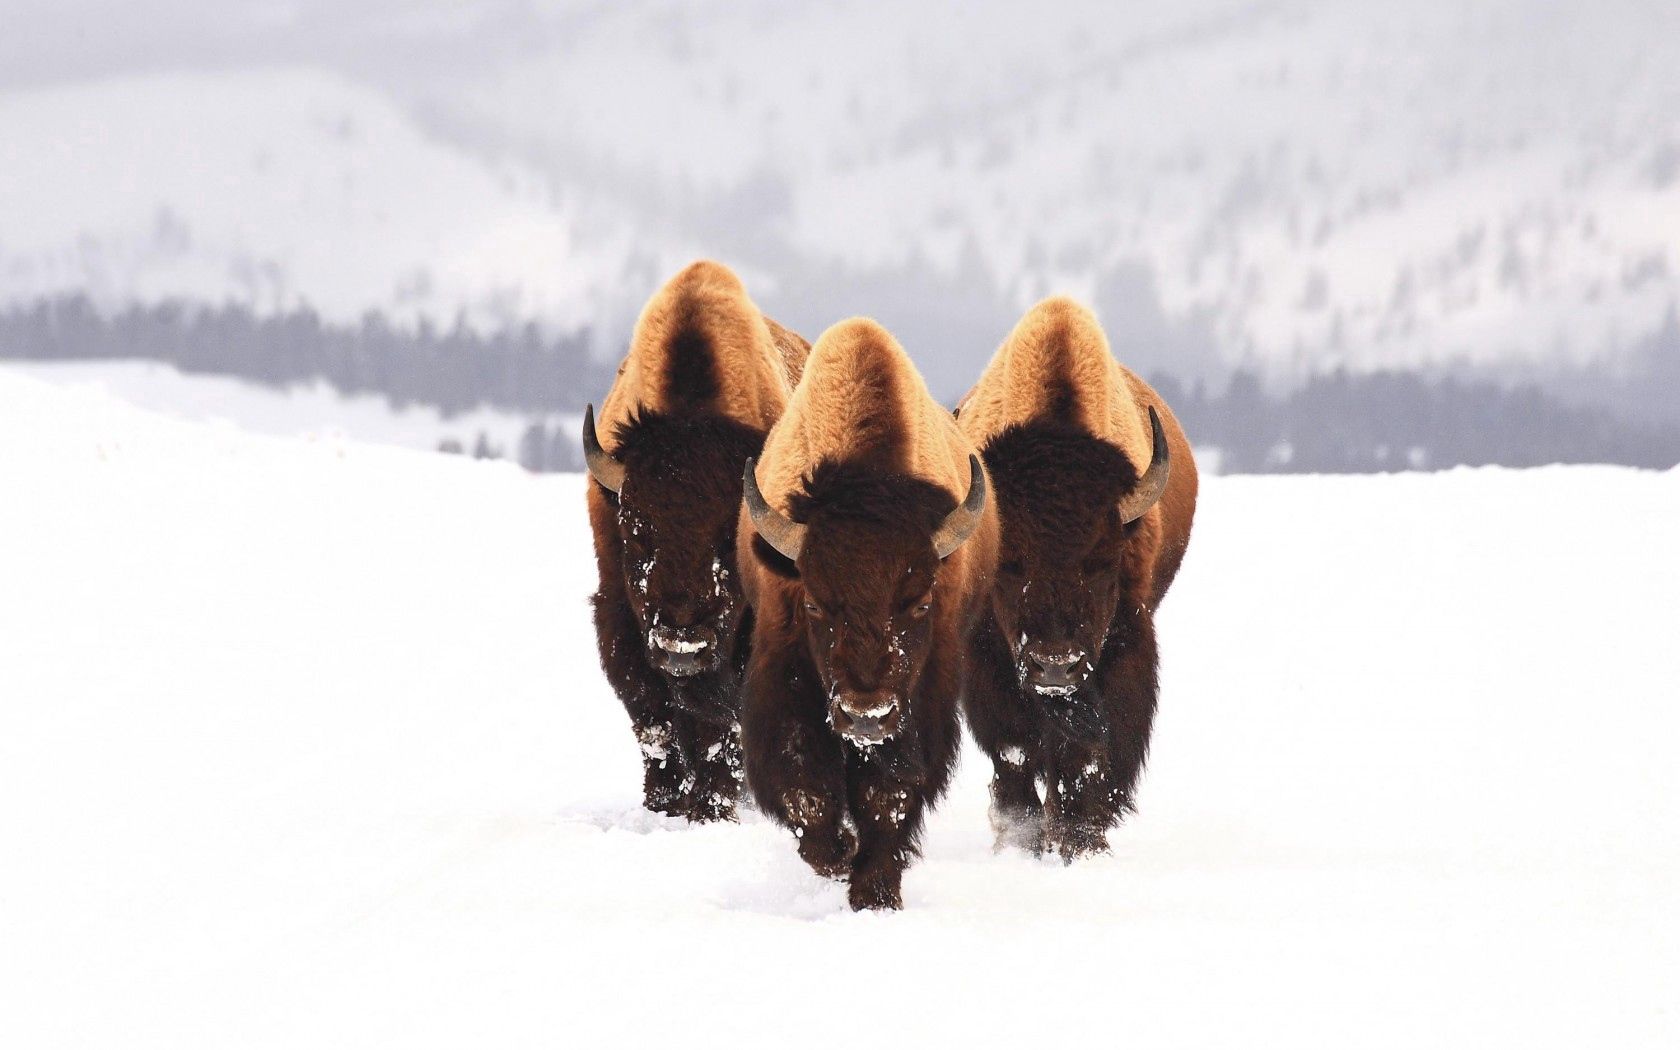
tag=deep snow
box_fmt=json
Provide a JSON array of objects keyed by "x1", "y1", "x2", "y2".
[{"x1": 2, "y1": 367, "x2": 1676, "y2": 1047}]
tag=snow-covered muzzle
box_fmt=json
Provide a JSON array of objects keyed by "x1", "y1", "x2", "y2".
[
  {"x1": 620, "y1": 504, "x2": 743, "y2": 683},
  {"x1": 827, "y1": 684, "x2": 903, "y2": 745},
  {"x1": 799, "y1": 557, "x2": 934, "y2": 749},
  {"x1": 994, "y1": 573, "x2": 1115, "y2": 701},
  {"x1": 646, "y1": 622, "x2": 721, "y2": 676}
]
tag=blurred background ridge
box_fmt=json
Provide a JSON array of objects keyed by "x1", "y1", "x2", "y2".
[{"x1": 3, "y1": 0, "x2": 1678, "y2": 469}]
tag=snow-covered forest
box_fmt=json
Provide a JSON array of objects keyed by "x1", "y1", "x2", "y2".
[
  {"x1": 4, "y1": 1, "x2": 1680, "y2": 468},
  {"x1": 6, "y1": 294, "x2": 1678, "y2": 470}
]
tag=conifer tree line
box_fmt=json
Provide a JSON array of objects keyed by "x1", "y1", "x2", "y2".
[
  {"x1": 1156, "y1": 369, "x2": 1680, "y2": 473},
  {"x1": 0, "y1": 294, "x2": 611, "y2": 416},
  {"x1": 3, "y1": 294, "x2": 1677, "y2": 473}
]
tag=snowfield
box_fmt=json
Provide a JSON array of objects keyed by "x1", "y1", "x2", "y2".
[
  {"x1": 2, "y1": 368, "x2": 1676, "y2": 1047},
  {"x1": 6, "y1": 359, "x2": 561, "y2": 457}
]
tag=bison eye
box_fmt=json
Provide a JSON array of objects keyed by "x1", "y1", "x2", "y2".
[
  {"x1": 802, "y1": 599, "x2": 827, "y2": 620},
  {"x1": 910, "y1": 601, "x2": 932, "y2": 619}
]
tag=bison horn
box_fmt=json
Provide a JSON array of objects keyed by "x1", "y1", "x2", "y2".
[
  {"x1": 1117, "y1": 406, "x2": 1171, "y2": 524},
  {"x1": 931, "y1": 454, "x2": 988, "y2": 560},
  {"x1": 743, "y1": 457, "x2": 806, "y2": 562},
  {"x1": 582, "y1": 404, "x2": 626, "y2": 494}
]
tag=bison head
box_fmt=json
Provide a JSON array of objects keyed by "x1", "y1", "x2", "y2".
[
  {"x1": 981, "y1": 408, "x2": 1169, "y2": 703},
  {"x1": 586, "y1": 405, "x2": 764, "y2": 691},
  {"x1": 744, "y1": 456, "x2": 986, "y2": 746}
]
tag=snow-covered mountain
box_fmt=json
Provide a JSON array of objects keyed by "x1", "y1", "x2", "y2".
[
  {"x1": 438, "y1": 0, "x2": 1680, "y2": 378},
  {"x1": 0, "y1": 68, "x2": 690, "y2": 334},
  {"x1": 4, "y1": 1, "x2": 1679, "y2": 395}
]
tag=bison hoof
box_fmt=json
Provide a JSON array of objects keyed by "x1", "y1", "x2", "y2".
[
  {"x1": 644, "y1": 797, "x2": 689, "y2": 819},
  {"x1": 989, "y1": 804, "x2": 1046, "y2": 856},
  {"x1": 642, "y1": 786, "x2": 689, "y2": 818},
  {"x1": 797, "y1": 825, "x2": 857, "y2": 880},
  {"x1": 1046, "y1": 822, "x2": 1110, "y2": 864},
  {"x1": 848, "y1": 871, "x2": 903, "y2": 911},
  {"x1": 682, "y1": 791, "x2": 739, "y2": 824}
]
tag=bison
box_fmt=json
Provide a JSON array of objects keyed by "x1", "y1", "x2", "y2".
[
  {"x1": 737, "y1": 317, "x2": 999, "y2": 909},
  {"x1": 584, "y1": 260, "x2": 809, "y2": 822},
  {"x1": 956, "y1": 297, "x2": 1197, "y2": 861}
]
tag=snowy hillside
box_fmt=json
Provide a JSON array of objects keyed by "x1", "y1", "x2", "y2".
[
  {"x1": 446, "y1": 0, "x2": 1680, "y2": 376},
  {"x1": 2, "y1": 371, "x2": 1676, "y2": 1046},
  {"x1": 0, "y1": 68, "x2": 686, "y2": 332},
  {"x1": 5, "y1": 2, "x2": 1680, "y2": 392}
]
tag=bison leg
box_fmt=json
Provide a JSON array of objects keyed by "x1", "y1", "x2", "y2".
[
  {"x1": 675, "y1": 710, "x2": 742, "y2": 823},
  {"x1": 963, "y1": 615, "x2": 1045, "y2": 853},
  {"x1": 592, "y1": 583, "x2": 693, "y2": 816},
  {"x1": 844, "y1": 755, "x2": 925, "y2": 911},
  {"x1": 844, "y1": 648, "x2": 964, "y2": 910},
  {"x1": 634, "y1": 716, "x2": 691, "y2": 818},
  {"x1": 742, "y1": 647, "x2": 853, "y2": 878},
  {"x1": 1043, "y1": 739, "x2": 1117, "y2": 862},
  {"x1": 1096, "y1": 608, "x2": 1160, "y2": 827},
  {"x1": 1044, "y1": 611, "x2": 1160, "y2": 861},
  {"x1": 989, "y1": 749, "x2": 1045, "y2": 855}
]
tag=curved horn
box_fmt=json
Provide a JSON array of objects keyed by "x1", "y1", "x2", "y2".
[
  {"x1": 582, "y1": 404, "x2": 625, "y2": 494},
  {"x1": 1117, "y1": 406, "x2": 1171, "y2": 524},
  {"x1": 742, "y1": 457, "x2": 806, "y2": 562},
  {"x1": 932, "y1": 454, "x2": 988, "y2": 560}
]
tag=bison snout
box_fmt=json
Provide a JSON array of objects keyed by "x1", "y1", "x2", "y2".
[
  {"x1": 830, "y1": 690, "x2": 902, "y2": 744},
  {"x1": 648, "y1": 624, "x2": 721, "y2": 677},
  {"x1": 1023, "y1": 645, "x2": 1088, "y2": 696}
]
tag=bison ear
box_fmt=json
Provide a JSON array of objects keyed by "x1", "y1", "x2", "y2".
[{"x1": 749, "y1": 535, "x2": 801, "y2": 580}]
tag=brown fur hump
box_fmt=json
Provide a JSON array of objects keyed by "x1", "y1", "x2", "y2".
[
  {"x1": 958, "y1": 296, "x2": 1151, "y2": 469},
  {"x1": 758, "y1": 317, "x2": 979, "y2": 516},
  {"x1": 597, "y1": 260, "x2": 802, "y2": 451}
]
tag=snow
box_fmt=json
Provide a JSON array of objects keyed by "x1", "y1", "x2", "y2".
[
  {"x1": 4, "y1": 359, "x2": 558, "y2": 456},
  {"x1": 447, "y1": 0, "x2": 1680, "y2": 371},
  {"x1": 0, "y1": 68, "x2": 679, "y2": 331},
  {"x1": 7, "y1": 5, "x2": 1680, "y2": 375},
  {"x1": 2, "y1": 369, "x2": 1677, "y2": 1046}
]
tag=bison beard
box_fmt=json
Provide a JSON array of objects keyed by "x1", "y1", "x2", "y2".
[
  {"x1": 588, "y1": 410, "x2": 767, "y2": 822},
  {"x1": 964, "y1": 421, "x2": 1164, "y2": 862},
  {"x1": 741, "y1": 461, "x2": 973, "y2": 910}
]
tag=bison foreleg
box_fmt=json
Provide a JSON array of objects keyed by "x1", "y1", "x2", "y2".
[
  {"x1": 743, "y1": 649, "x2": 853, "y2": 878},
  {"x1": 1044, "y1": 611, "x2": 1160, "y2": 861},
  {"x1": 844, "y1": 757, "x2": 926, "y2": 911},
  {"x1": 1043, "y1": 739, "x2": 1118, "y2": 862},
  {"x1": 593, "y1": 577, "x2": 695, "y2": 816},
  {"x1": 675, "y1": 710, "x2": 742, "y2": 823},
  {"x1": 1096, "y1": 608, "x2": 1160, "y2": 825},
  {"x1": 964, "y1": 615, "x2": 1046, "y2": 854},
  {"x1": 633, "y1": 713, "x2": 691, "y2": 818}
]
